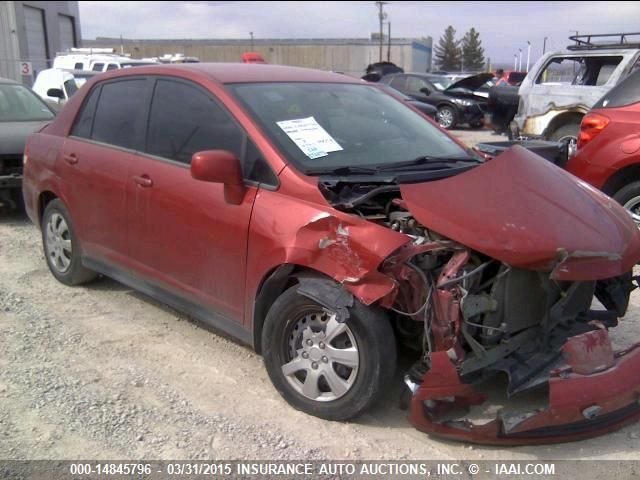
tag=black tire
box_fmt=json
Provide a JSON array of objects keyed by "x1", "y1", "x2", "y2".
[
  {"x1": 549, "y1": 123, "x2": 580, "y2": 143},
  {"x1": 436, "y1": 105, "x2": 458, "y2": 129},
  {"x1": 613, "y1": 181, "x2": 640, "y2": 214},
  {"x1": 262, "y1": 284, "x2": 396, "y2": 421},
  {"x1": 42, "y1": 199, "x2": 96, "y2": 286}
]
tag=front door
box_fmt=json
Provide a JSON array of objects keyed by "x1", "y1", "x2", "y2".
[{"x1": 126, "y1": 78, "x2": 256, "y2": 323}]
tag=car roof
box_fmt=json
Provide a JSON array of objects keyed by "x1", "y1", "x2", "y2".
[
  {"x1": 0, "y1": 77, "x2": 21, "y2": 85},
  {"x1": 91, "y1": 63, "x2": 361, "y2": 85}
]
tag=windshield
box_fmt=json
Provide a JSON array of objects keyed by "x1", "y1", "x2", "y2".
[
  {"x1": 0, "y1": 83, "x2": 54, "y2": 122},
  {"x1": 230, "y1": 82, "x2": 470, "y2": 174}
]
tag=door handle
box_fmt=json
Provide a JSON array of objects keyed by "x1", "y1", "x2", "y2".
[
  {"x1": 63, "y1": 153, "x2": 78, "y2": 165},
  {"x1": 133, "y1": 175, "x2": 153, "y2": 188}
]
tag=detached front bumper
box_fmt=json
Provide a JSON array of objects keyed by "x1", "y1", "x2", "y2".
[{"x1": 408, "y1": 330, "x2": 640, "y2": 445}]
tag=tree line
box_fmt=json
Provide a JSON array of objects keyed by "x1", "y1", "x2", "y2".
[{"x1": 434, "y1": 26, "x2": 486, "y2": 72}]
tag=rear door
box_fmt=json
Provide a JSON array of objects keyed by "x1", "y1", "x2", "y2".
[
  {"x1": 61, "y1": 77, "x2": 150, "y2": 265},
  {"x1": 126, "y1": 77, "x2": 258, "y2": 324}
]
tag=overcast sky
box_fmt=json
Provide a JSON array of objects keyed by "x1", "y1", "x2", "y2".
[{"x1": 79, "y1": 1, "x2": 640, "y2": 65}]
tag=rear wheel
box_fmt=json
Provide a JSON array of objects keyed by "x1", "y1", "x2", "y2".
[
  {"x1": 262, "y1": 285, "x2": 396, "y2": 421},
  {"x1": 436, "y1": 105, "x2": 458, "y2": 129},
  {"x1": 549, "y1": 123, "x2": 580, "y2": 157},
  {"x1": 613, "y1": 181, "x2": 640, "y2": 227},
  {"x1": 42, "y1": 199, "x2": 96, "y2": 285}
]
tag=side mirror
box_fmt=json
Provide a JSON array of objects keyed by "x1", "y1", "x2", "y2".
[
  {"x1": 46, "y1": 88, "x2": 65, "y2": 100},
  {"x1": 420, "y1": 87, "x2": 431, "y2": 96},
  {"x1": 191, "y1": 150, "x2": 246, "y2": 205}
]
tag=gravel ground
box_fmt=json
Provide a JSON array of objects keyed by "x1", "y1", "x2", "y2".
[{"x1": 1, "y1": 128, "x2": 639, "y2": 462}]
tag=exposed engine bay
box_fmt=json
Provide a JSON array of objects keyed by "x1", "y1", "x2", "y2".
[{"x1": 319, "y1": 176, "x2": 640, "y2": 444}]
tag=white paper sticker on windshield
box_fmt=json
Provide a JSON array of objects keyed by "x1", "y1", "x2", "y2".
[{"x1": 276, "y1": 116, "x2": 343, "y2": 159}]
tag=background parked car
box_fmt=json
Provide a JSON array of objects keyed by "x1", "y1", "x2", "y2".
[
  {"x1": 53, "y1": 50, "x2": 158, "y2": 72},
  {"x1": 241, "y1": 52, "x2": 266, "y2": 64},
  {"x1": 512, "y1": 32, "x2": 640, "y2": 147},
  {"x1": 0, "y1": 77, "x2": 55, "y2": 209},
  {"x1": 381, "y1": 72, "x2": 492, "y2": 129},
  {"x1": 361, "y1": 61, "x2": 404, "y2": 82},
  {"x1": 375, "y1": 83, "x2": 437, "y2": 119},
  {"x1": 32, "y1": 68, "x2": 97, "y2": 110},
  {"x1": 565, "y1": 69, "x2": 640, "y2": 221},
  {"x1": 494, "y1": 70, "x2": 527, "y2": 86}
]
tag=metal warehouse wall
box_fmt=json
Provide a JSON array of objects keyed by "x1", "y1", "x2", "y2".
[
  {"x1": 85, "y1": 38, "x2": 433, "y2": 77},
  {"x1": 0, "y1": 1, "x2": 21, "y2": 81},
  {"x1": 1, "y1": 1, "x2": 81, "y2": 84}
]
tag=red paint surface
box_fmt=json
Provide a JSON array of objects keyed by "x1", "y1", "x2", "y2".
[
  {"x1": 409, "y1": 336, "x2": 640, "y2": 445},
  {"x1": 401, "y1": 145, "x2": 640, "y2": 280},
  {"x1": 567, "y1": 102, "x2": 640, "y2": 190}
]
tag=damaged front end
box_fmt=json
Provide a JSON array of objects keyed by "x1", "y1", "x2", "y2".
[{"x1": 320, "y1": 146, "x2": 640, "y2": 444}]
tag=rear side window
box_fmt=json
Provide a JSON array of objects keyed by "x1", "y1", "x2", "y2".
[
  {"x1": 74, "y1": 62, "x2": 83, "y2": 70},
  {"x1": 106, "y1": 63, "x2": 118, "y2": 71},
  {"x1": 536, "y1": 55, "x2": 622, "y2": 86},
  {"x1": 91, "y1": 79, "x2": 148, "y2": 149},
  {"x1": 63, "y1": 78, "x2": 78, "y2": 98},
  {"x1": 593, "y1": 69, "x2": 640, "y2": 109},
  {"x1": 71, "y1": 86, "x2": 100, "y2": 138},
  {"x1": 146, "y1": 79, "x2": 243, "y2": 164},
  {"x1": 91, "y1": 63, "x2": 104, "y2": 72}
]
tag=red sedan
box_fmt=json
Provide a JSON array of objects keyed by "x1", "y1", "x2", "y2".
[
  {"x1": 22, "y1": 63, "x2": 640, "y2": 444},
  {"x1": 566, "y1": 69, "x2": 640, "y2": 221}
]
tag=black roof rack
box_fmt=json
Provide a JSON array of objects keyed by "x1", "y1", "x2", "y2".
[{"x1": 567, "y1": 32, "x2": 640, "y2": 51}]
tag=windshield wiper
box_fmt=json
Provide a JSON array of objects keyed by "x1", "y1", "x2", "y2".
[
  {"x1": 304, "y1": 165, "x2": 380, "y2": 175},
  {"x1": 375, "y1": 155, "x2": 483, "y2": 172}
]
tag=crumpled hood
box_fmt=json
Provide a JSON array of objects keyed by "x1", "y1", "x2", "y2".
[
  {"x1": 0, "y1": 121, "x2": 48, "y2": 155},
  {"x1": 400, "y1": 145, "x2": 640, "y2": 280},
  {"x1": 445, "y1": 73, "x2": 494, "y2": 93}
]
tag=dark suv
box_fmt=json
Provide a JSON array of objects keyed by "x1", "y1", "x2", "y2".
[{"x1": 381, "y1": 73, "x2": 492, "y2": 129}]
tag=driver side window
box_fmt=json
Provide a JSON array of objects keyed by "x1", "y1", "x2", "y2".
[
  {"x1": 146, "y1": 79, "x2": 243, "y2": 165},
  {"x1": 406, "y1": 76, "x2": 429, "y2": 95}
]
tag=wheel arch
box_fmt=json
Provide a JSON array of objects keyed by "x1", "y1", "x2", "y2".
[
  {"x1": 251, "y1": 264, "x2": 381, "y2": 354},
  {"x1": 601, "y1": 163, "x2": 640, "y2": 197},
  {"x1": 253, "y1": 264, "x2": 334, "y2": 353},
  {"x1": 38, "y1": 191, "x2": 59, "y2": 226},
  {"x1": 543, "y1": 110, "x2": 584, "y2": 139}
]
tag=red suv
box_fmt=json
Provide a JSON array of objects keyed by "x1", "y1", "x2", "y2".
[
  {"x1": 566, "y1": 69, "x2": 640, "y2": 220},
  {"x1": 22, "y1": 64, "x2": 640, "y2": 445}
]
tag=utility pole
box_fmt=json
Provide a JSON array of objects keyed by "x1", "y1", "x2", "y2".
[
  {"x1": 514, "y1": 54, "x2": 517, "y2": 70},
  {"x1": 518, "y1": 48, "x2": 522, "y2": 71},
  {"x1": 387, "y1": 22, "x2": 391, "y2": 62},
  {"x1": 543, "y1": 36, "x2": 548, "y2": 54},
  {"x1": 526, "y1": 41, "x2": 531, "y2": 72},
  {"x1": 119, "y1": 34, "x2": 124, "y2": 55},
  {"x1": 250, "y1": 32, "x2": 254, "y2": 50},
  {"x1": 376, "y1": 1, "x2": 387, "y2": 62}
]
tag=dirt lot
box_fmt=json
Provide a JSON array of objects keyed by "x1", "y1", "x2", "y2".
[{"x1": 1, "y1": 128, "x2": 639, "y2": 462}]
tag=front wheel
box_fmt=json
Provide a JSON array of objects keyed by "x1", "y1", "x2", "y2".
[
  {"x1": 261, "y1": 285, "x2": 396, "y2": 421},
  {"x1": 436, "y1": 105, "x2": 458, "y2": 129},
  {"x1": 613, "y1": 181, "x2": 640, "y2": 227}
]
